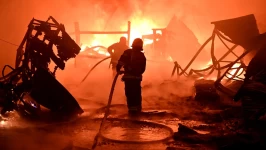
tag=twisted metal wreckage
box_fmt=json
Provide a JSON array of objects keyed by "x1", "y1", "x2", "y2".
[
  {"x1": 0, "y1": 16, "x2": 83, "y2": 116},
  {"x1": 171, "y1": 14, "x2": 266, "y2": 120},
  {"x1": 171, "y1": 15, "x2": 264, "y2": 95}
]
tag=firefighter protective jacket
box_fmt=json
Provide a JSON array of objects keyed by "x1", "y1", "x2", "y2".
[
  {"x1": 107, "y1": 42, "x2": 129, "y2": 64},
  {"x1": 116, "y1": 49, "x2": 146, "y2": 80}
]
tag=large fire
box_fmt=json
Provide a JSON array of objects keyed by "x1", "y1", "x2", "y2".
[
  {"x1": 77, "y1": 17, "x2": 245, "y2": 82},
  {"x1": 80, "y1": 40, "x2": 110, "y2": 56},
  {"x1": 79, "y1": 18, "x2": 157, "y2": 56}
]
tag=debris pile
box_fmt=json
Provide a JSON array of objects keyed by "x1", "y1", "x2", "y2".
[{"x1": 194, "y1": 79, "x2": 219, "y2": 101}]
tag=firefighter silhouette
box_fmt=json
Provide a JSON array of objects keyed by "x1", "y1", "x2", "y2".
[
  {"x1": 116, "y1": 38, "x2": 146, "y2": 113},
  {"x1": 107, "y1": 37, "x2": 129, "y2": 77}
]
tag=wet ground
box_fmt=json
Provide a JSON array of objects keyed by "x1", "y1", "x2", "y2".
[
  {"x1": 1, "y1": 61, "x2": 266, "y2": 150},
  {"x1": 0, "y1": 91, "x2": 251, "y2": 150}
]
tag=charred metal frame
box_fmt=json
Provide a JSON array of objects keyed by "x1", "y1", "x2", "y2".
[
  {"x1": 0, "y1": 16, "x2": 83, "y2": 115},
  {"x1": 70, "y1": 21, "x2": 131, "y2": 66},
  {"x1": 171, "y1": 27, "x2": 250, "y2": 97},
  {"x1": 15, "y1": 16, "x2": 80, "y2": 73},
  {"x1": 142, "y1": 28, "x2": 164, "y2": 48}
]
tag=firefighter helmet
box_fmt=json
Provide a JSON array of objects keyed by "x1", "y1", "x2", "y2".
[
  {"x1": 119, "y1": 36, "x2": 127, "y2": 43},
  {"x1": 131, "y1": 38, "x2": 143, "y2": 50}
]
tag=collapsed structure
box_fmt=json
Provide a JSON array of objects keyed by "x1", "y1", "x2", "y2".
[
  {"x1": 142, "y1": 15, "x2": 209, "y2": 67},
  {"x1": 0, "y1": 16, "x2": 83, "y2": 116},
  {"x1": 171, "y1": 14, "x2": 266, "y2": 120},
  {"x1": 76, "y1": 15, "x2": 208, "y2": 66}
]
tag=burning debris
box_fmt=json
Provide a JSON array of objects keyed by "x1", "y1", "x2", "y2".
[
  {"x1": 79, "y1": 45, "x2": 109, "y2": 59},
  {"x1": 72, "y1": 21, "x2": 131, "y2": 66},
  {"x1": 163, "y1": 14, "x2": 266, "y2": 150},
  {"x1": 194, "y1": 79, "x2": 219, "y2": 101},
  {"x1": 73, "y1": 15, "x2": 207, "y2": 65},
  {"x1": 0, "y1": 16, "x2": 83, "y2": 117},
  {"x1": 141, "y1": 15, "x2": 207, "y2": 63},
  {"x1": 166, "y1": 14, "x2": 266, "y2": 127},
  {"x1": 234, "y1": 44, "x2": 266, "y2": 121}
]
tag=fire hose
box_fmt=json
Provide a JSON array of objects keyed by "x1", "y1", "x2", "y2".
[
  {"x1": 79, "y1": 55, "x2": 173, "y2": 84},
  {"x1": 80, "y1": 56, "x2": 111, "y2": 84},
  {"x1": 90, "y1": 72, "x2": 173, "y2": 150},
  {"x1": 90, "y1": 72, "x2": 120, "y2": 150},
  {"x1": 1, "y1": 71, "x2": 173, "y2": 150}
]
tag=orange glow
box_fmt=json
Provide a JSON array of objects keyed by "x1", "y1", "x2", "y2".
[
  {"x1": 197, "y1": 59, "x2": 244, "y2": 81},
  {"x1": 167, "y1": 56, "x2": 173, "y2": 62},
  {"x1": 121, "y1": 18, "x2": 156, "y2": 45},
  {"x1": 80, "y1": 40, "x2": 110, "y2": 56},
  {"x1": 200, "y1": 59, "x2": 212, "y2": 70},
  {"x1": 0, "y1": 120, "x2": 6, "y2": 126},
  {"x1": 227, "y1": 63, "x2": 244, "y2": 80},
  {"x1": 80, "y1": 45, "x2": 87, "y2": 52},
  {"x1": 79, "y1": 17, "x2": 158, "y2": 58}
]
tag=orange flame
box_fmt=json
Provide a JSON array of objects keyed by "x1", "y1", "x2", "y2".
[
  {"x1": 227, "y1": 63, "x2": 244, "y2": 80},
  {"x1": 167, "y1": 56, "x2": 173, "y2": 62},
  {"x1": 121, "y1": 18, "x2": 156, "y2": 45},
  {"x1": 80, "y1": 40, "x2": 110, "y2": 56},
  {"x1": 79, "y1": 17, "x2": 158, "y2": 58},
  {"x1": 198, "y1": 60, "x2": 244, "y2": 81}
]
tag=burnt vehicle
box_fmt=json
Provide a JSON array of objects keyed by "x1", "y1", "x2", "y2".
[{"x1": 0, "y1": 16, "x2": 83, "y2": 117}]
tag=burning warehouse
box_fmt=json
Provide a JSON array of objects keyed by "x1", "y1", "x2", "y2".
[
  {"x1": 1, "y1": 0, "x2": 266, "y2": 150},
  {"x1": 142, "y1": 15, "x2": 209, "y2": 67}
]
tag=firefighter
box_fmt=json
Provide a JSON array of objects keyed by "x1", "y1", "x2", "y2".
[
  {"x1": 116, "y1": 38, "x2": 146, "y2": 113},
  {"x1": 107, "y1": 36, "x2": 129, "y2": 77}
]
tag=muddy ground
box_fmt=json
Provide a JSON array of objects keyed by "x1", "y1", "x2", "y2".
[{"x1": 1, "y1": 59, "x2": 266, "y2": 150}]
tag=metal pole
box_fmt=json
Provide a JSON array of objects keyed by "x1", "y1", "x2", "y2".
[
  {"x1": 74, "y1": 22, "x2": 80, "y2": 68},
  {"x1": 127, "y1": 21, "x2": 131, "y2": 46}
]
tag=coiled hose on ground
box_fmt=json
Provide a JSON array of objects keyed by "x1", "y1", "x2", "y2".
[
  {"x1": 90, "y1": 72, "x2": 120, "y2": 150},
  {"x1": 90, "y1": 72, "x2": 173, "y2": 149}
]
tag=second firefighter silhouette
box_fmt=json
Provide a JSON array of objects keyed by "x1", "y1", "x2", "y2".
[
  {"x1": 116, "y1": 38, "x2": 146, "y2": 113},
  {"x1": 107, "y1": 37, "x2": 129, "y2": 77}
]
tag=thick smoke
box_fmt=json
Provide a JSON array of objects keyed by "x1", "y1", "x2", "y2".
[
  {"x1": 1, "y1": 0, "x2": 265, "y2": 63},
  {"x1": 0, "y1": 0, "x2": 266, "y2": 106}
]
